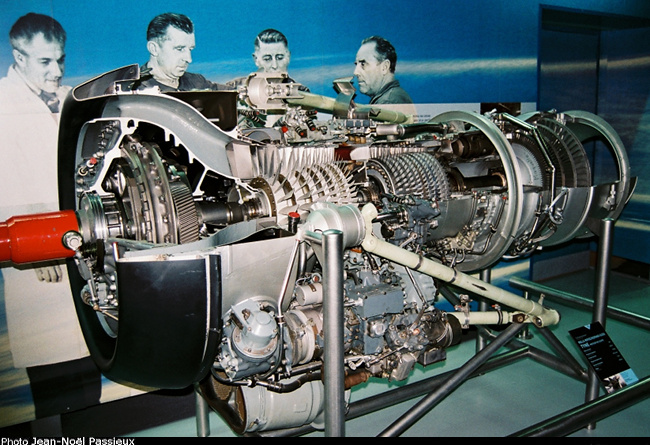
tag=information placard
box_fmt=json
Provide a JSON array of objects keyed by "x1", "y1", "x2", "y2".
[{"x1": 569, "y1": 321, "x2": 639, "y2": 393}]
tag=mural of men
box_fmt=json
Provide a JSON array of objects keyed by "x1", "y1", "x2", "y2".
[
  {"x1": 0, "y1": 13, "x2": 101, "y2": 425},
  {"x1": 0, "y1": 12, "x2": 88, "y2": 368},
  {"x1": 137, "y1": 12, "x2": 228, "y2": 92},
  {"x1": 353, "y1": 35, "x2": 413, "y2": 105}
]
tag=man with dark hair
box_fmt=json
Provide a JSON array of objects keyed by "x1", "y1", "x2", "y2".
[
  {"x1": 252, "y1": 28, "x2": 292, "y2": 75},
  {"x1": 0, "y1": 13, "x2": 98, "y2": 424},
  {"x1": 227, "y1": 28, "x2": 307, "y2": 128},
  {"x1": 138, "y1": 12, "x2": 228, "y2": 92},
  {"x1": 353, "y1": 35, "x2": 413, "y2": 105},
  {"x1": 1, "y1": 12, "x2": 68, "y2": 113},
  {"x1": 0, "y1": 11, "x2": 77, "y2": 299},
  {"x1": 227, "y1": 28, "x2": 304, "y2": 89}
]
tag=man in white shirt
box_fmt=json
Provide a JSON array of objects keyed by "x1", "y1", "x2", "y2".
[{"x1": 0, "y1": 12, "x2": 88, "y2": 370}]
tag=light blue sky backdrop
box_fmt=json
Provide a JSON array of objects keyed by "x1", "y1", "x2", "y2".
[{"x1": 2, "y1": 0, "x2": 649, "y2": 103}]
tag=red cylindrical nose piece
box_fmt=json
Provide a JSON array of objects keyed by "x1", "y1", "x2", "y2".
[{"x1": 0, "y1": 210, "x2": 80, "y2": 264}]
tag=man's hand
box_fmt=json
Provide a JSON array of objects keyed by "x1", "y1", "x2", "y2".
[{"x1": 34, "y1": 263, "x2": 64, "y2": 283}]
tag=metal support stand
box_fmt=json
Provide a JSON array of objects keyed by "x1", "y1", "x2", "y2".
[
  {"x1": 509, "y1": 276, "x2": 650, "y2": 331},
  {"x1": 195, "y1": 383, "x2": 210, "y2": 437},
  {"x1": 512, "y1": 375, "x2": 650, "y2": 437},
  {"x1": 322, "y1": 229, "x2": 346, "y2": 437},
  {"x1": 202, "y1": 217, "x2": 642, "y2": 438},
  {"x1": 586, "y1": 217, "x2": 615, "y2": 429},
  {"x1": 507, "y1": 217, "x2": 650, "y2": 435},
  {"x1": 378, "y1": 322, "x2": 525, "y2": 437},
  {"x1": 476, "y1": 269, "x2": 491, "y2": 352},
  {"x1": 517, "y1": 290, "x2": 534, "y2": 340}
]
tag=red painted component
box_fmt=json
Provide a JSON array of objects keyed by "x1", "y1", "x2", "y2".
[{"x1": 0, "y1": 210, "x2": 80, "y2": 264}]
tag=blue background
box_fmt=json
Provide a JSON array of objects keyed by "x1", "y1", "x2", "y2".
[{"x1": 1, "y1": 0, "x2": 649, "y2": 104}]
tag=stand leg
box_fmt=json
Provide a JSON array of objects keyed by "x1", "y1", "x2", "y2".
[
  {"x1": 323, "y1": 230, "x2": 345, "y2": 437},
  {"x1": 476, "y1": 269, "x2": 491, "y2": 352},
  {"x1": 586, "y1": 218, "x2": 615, "y2": 430},
  {"x1": 195, "y1": 384, "x2": 210, "y2": 437}
]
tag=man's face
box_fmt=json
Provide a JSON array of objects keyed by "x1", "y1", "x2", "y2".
[
  {"x1": 354, "y1": 42, "x2": 387, "y2": 97},
  {"x1": 150, "y1": 26, "x2": 195, "y2": 80},
  {"x1": 13, "y1": 32, "x2": 65, "y2": 93},
  {"x1": 253, "y1": 41, "x2": 290, "y2": 73}
]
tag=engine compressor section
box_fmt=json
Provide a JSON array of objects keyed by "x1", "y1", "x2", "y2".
[{"x1": 0, "y1": 65, "x2": 633, "y2": 434}]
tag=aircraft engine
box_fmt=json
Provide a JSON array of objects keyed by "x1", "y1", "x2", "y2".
[{"x1": 0, "y1": 66, "x2": 632, "y2": 434}]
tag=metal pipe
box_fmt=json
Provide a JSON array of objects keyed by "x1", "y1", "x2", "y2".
[
  {"x1": 438, "y1": 284, "x2": 461, "y2": 306},
  {"x1": 442, "y1": 285, "x2": 585, "y2": 380},
  {"x1": 533, "y1": 327, "x2": 588, "y2": 380},
  {"x1": 451, "y1": 310, "x2": 528, "y2": 325},
  {"x1": 525, "y1": 347, "x2": 588, "y2": 382},
  {"x1": 322, "y1": 229, "x2": 346, "y2": 437},
  {"x1": 586, "y1": 217, "x2": 615, "y2": 429},
  {"x1": 509, "y1": 276, "x2": 650, "y2": 331},
  {"x1": 378, "y1": 322, "x2": 525, "y2": 437},
  {"x1": 511, "y1": 375, "x2": 650, "y2": 437},
  {"x1": 517, "y1": 291, "x2": 534, "y2": 340},
  {"x1": 277, "y1": 238, "x2": 301, "y2": 317},
  {"x1": 194, "y1": 384, "x2": 210, "y2": 437},
  {"x1": 593, "y1": 218, "x2": 615, "y2": 328},
  {"x1": 349, "y1": 347, "x2": 530, "y2": 420},
  {"x1": 360, "y1": 204, "x2": 561, "y2": 327},
  {"x1": 447, "y1": 285, "x2": 585, "y2": 382},
  {"x1": 477, "y1": 269, "x2": 491, "y2": 351},
  {"x1": 439, "y1": 287, "x2": 530, "y2": 324},
  {"x1": 482, "y1": 328, "x2": 588, "y2": 381},
  {"x1": 285, "y1": 91, "x2": 413, "y2": 124}
]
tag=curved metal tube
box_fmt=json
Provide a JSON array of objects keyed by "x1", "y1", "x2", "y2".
[
  {"x1": 360, "y1": 203, "x2": 560, "y2": 327},
  {"x1": 286, "y1": 91, "x2": 413, "y2": 124},
  {"x1": 564, "y1": 110, "x2": 633, "y2": 221},
  {"x1": 509, "y1": 276, "x2": 650, "y2": 331},
  {"x1": 99, "y1": 94, "x2": 240, "y2": 178}
]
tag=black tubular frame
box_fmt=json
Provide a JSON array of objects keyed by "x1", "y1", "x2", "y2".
[{"x1": 194, "y1": 217, "x2": 649, "y2": 437}]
